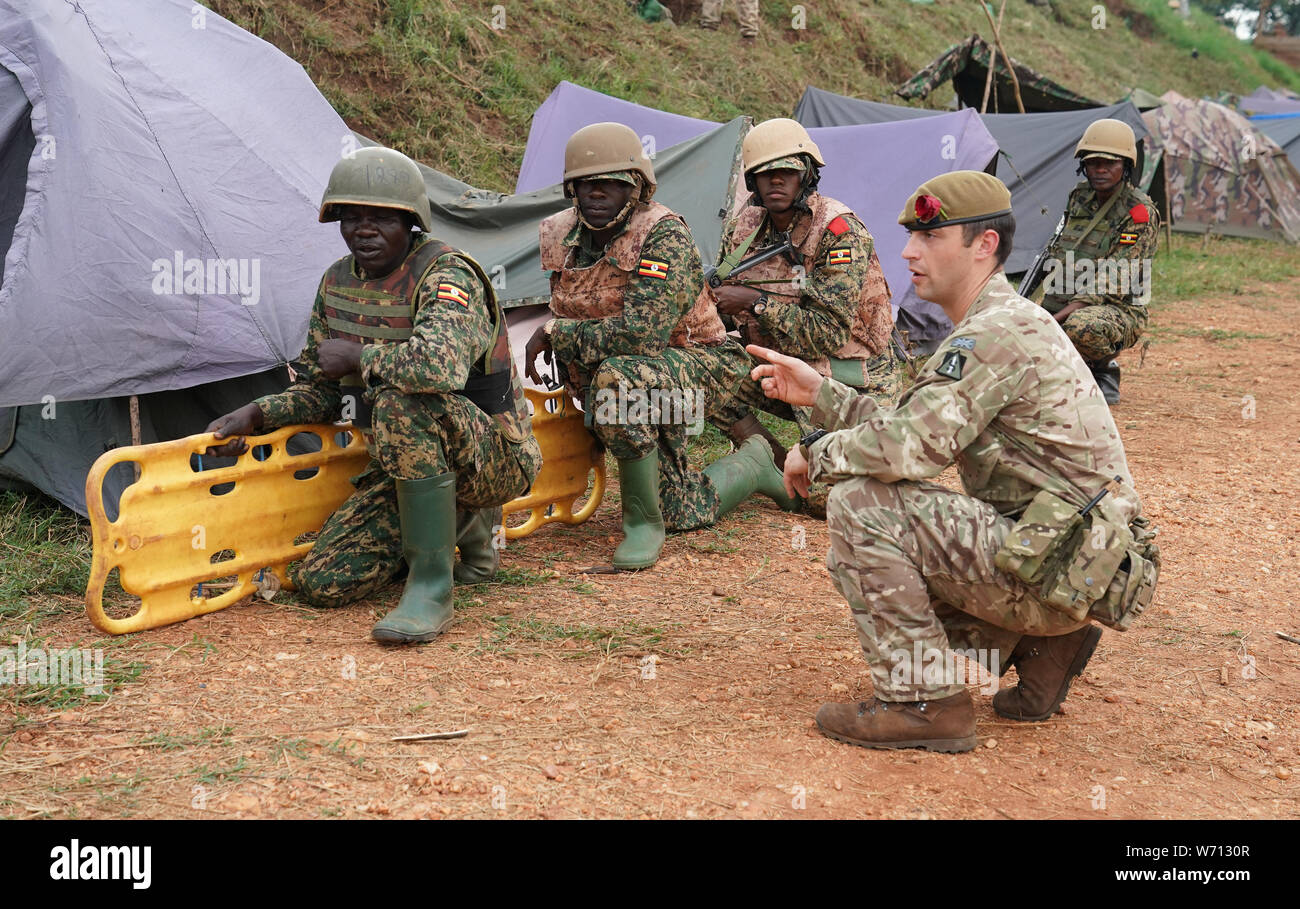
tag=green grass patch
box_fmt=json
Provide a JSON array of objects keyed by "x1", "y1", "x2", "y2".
[
  {"x1": 0, "y1": 492, "x2": 93, "y2": 622},
  {"x1": 139, "y1": 725, "x2": 234, "y2": 751},
  {"x1": 202, "y1": 0, "x2": 1300, "y2": 193},
  {"x1": 1153, "y1": 233, "x2": 1300, "y2": 305}
]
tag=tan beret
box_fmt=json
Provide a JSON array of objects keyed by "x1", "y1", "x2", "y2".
[{"x1": 898, "y1": 171, "x2": 1013, "y2": 230}]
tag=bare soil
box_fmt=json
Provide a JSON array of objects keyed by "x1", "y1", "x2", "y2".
[{"x1": 2, "y1": 281, "x2": 1298, "y2": 819}]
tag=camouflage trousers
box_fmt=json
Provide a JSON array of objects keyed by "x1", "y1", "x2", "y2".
[
  {"x1": 712, "y1": 349, "x2": 900, "y2": 436},
  {"x1": 700, "y1": 0, "x2": 759, "y2": 35},
  {"x1": 583, "y1": 339, "x2": 750, "y2": 531},
  {"x1": 1061, "y1": 303, "x2": 1147, "y2": 362},
  {"x1": 289, "y1": 390, "x2": 539, "y2": 608},
  {"x1": 825, "y1": 476, "x2": 1089, "y2": 701}
]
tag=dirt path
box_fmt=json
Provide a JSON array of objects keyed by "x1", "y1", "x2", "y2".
[{"x1": 3, "y1": 282, "x2": 1298, "y2": 819}]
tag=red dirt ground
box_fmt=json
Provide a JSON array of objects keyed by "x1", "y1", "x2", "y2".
[{"x1": 2, "y1": 280, "x2": 1297, "y2": 819}]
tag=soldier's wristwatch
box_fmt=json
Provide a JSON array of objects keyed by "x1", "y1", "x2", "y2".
[
  {"x1": 750, "y1": 295, "x2": 769, "y2": 316},
  {"x1": 799, "y1": 428, "x2": 828, "y2": 461}
]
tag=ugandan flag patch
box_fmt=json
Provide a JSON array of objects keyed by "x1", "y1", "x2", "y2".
[
  {"x1": 827, "y1": 247, "x2": 853, "y2": 266},
  {"x1": 638, "y1": 258, "x2": 670, "y2": 279},
  {"x1": 1118, "y1": 231, "x2": 1139, "y2": 246},
  {"x1": 436, "y1": 283, "x2": 471, "y2": 307}
]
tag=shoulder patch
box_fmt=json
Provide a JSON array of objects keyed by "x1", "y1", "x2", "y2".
[
  {"x1": 638, "y1": 258, "x2": 670, "y2": 280},
  {"x1": 1118, "y1": 231, "x2": 1139, "y2": 245},
  {"x1": 949, "y1": 337, "x2": 976, "y2": 351},
  {"x1": 826, "y1": 247, "x2": 853, "y2": 266},
  {"x1": 936, "y1": 350, "x2": 966, "y2": 381},
  {"x1": 1128, "y1": 203, "x2": 1150, "y2": 224},
  {"x1": 436, "y1": 283, "x2": 471, "y2": 308},
  {"x1": 827, "y1": 216, "x2": 850, "y2": 236}
]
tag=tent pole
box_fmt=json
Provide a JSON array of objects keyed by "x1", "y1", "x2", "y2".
[
  {"x1": 129, "y1": 394, "x2": 141, "y2": 481},
  {"x1": 981, "y1": 1, "x2": 1025, "y2": 113},
  {"x1": 1162, "y1": 161, "x2": 1173, "y2": 249},
  {"x1": 979, "y1": 0, "x2": 1006, "y2": 113}
]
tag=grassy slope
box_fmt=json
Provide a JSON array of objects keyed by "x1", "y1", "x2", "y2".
[{"x1": 204, "y1": 0, "x2": 1300, "y2": 192}]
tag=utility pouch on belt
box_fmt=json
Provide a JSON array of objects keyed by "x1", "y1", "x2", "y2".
[
  {"x1": 994, "y1": 489, "x2": 1082, "y2": 587},
  {"x1": 995, "y1": 487, "x2": 1159, "y2": 631}
]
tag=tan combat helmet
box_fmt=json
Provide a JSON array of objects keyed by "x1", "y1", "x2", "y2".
[
  {"x1": 742, "y1": 118, "x2": 825, "y2": 176},
  {"x1": 1075, "y1": 118, "x2": 1138, "y2": 167},
  {"x1": 563, "y1": 122, "x2": 656, "y2": 201},
  {"x1": 319, "y1": 146, "x2": 432, "y2": 232}
]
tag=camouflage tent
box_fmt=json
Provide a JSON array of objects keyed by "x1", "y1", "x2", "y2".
[
  {"x1": 1144, "y1": 92, "x2": 1300, "y2": 243},
  {"x1": 896, "y1": 34, "x2": 1102, "y2": 113}
]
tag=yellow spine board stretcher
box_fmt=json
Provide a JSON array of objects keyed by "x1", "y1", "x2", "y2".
[{"x1": 85, "y1": 388, "x2": 604, "y2": 634}]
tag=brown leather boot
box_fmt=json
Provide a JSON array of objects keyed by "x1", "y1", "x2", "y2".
[
  {"x1": 815, "y1": 690, "x2": 977, "y2": 752},
  {"x1": 727, "y1": 413, "x2": 787, "y2": 469},
  {"x1": 992, "y1": 625, "x2": 1102, "y2": 721}
]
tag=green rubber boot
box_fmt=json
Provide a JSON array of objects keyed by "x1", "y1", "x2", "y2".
[
  {"x1": 611, "y1": 452, "x2": 666, "y2": 570},
  {"x1": 453, "y1": 506, "x2": 501, "y2": 584},
  {"x1": 372, "y1": 473, "x2": 456, "y2": 644},
  {"x1": 704, "y1": 436, "x2": 802, "y2": 518}
]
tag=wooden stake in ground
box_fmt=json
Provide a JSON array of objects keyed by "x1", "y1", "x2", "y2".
[{"x1": 980, "y1": 1, "x2": 1025, "y2": 114}]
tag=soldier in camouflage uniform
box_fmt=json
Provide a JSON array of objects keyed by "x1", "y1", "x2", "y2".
[
  {"x1": 208, "y1": 147, "x2": 541, "y2": 644},
  {"x1": 525, "y1": 122, "x2": 797, "y2": 570},
  {"x1": 1039, "y1": 119, "x2": 1159, "y2": 404},
  {"x1": 750, "y1": 172, "x2": 1155, "y2": 752},
  {"x1": 709, "y1": 118, "x2": 897, "y2": 467}
]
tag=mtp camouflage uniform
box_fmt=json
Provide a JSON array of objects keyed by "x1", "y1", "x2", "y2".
[{"x1": 806, "y1": 272, "x2": 1144, "y2": 701}]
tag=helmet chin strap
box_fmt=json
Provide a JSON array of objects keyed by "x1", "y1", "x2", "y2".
[
  {"x1": 747, "y1": 158, "x2": 815, "y2": 214},
  {"x1": 572, "y1": 174, "x2": 643, "y2": 231}
]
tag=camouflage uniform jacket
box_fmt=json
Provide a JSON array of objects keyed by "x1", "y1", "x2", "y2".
[
  {"x1": 256, "y1": 236, "x2": 537, "y2": 466},
  {"x1": 1040, "y1": 181, "x2": 1159, "y2": 318},
  {"x1": 805, "y1": 271, "x2": 1142, "y2": 525},
  {"x1": 540, "y1": 203, "x2": 727, "y2": 387},
  {"x1": 718, "y1": 191, "x2": 893, "y2": 374}
]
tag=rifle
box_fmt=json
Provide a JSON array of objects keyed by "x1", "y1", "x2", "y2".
[
  {"x1": 703, "y1": 232, "x2": 798, "y2": 288},
  {"x1": 1017, "y1": 212, "x2": 1065, "y2": 298}
]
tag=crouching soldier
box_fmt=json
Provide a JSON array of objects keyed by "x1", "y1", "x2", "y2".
[
  {"x1": 207, "y1": 147, "x2": 541, "y2": 643},
  {"x1": 525, "y1": 122, "x2": 796, "y2": 570},
  {"x1": 751, "y1": 172, "x2": 1159, "y2": 752}
]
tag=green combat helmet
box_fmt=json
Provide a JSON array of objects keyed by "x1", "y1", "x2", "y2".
[
  {"x1": 1075, "y1": 118, "x2": 1138, "y2": 168},
  {"x1": 562, "y1": 122, "x2": 656, "y2": 201},
  {"x1": 318, "y1": 146, "x2": 432, "y2": 232}
]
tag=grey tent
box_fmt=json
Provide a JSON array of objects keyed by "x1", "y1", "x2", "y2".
[
  {"x1": 1, "y1": 0, "x2": 354, "y2": 515},
  {"x1": 1250, "y1": 114, "x2": 1300, "y2": 172},
  {"x1": 793, "y1": 86, "x2": 1165, "y2": 278}
]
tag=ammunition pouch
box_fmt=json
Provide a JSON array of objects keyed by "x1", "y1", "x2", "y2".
[{"x1": 995, "y1": 489, "x2": 1159, "y2": 632}]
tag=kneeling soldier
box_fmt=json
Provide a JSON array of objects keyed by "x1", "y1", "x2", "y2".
[{"x1": 208, "y1": 147, "x2": 541, "y2": 643}]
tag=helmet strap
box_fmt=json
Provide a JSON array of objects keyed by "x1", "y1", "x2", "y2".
[{"x1": 573, "y1": 174, "x2": 642, "y2": 231}]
